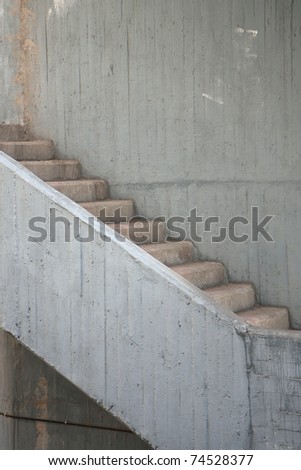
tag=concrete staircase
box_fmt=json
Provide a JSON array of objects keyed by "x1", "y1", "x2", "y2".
[{"x1": 0, "y1": 126, "x2": 290, "y2": 331}]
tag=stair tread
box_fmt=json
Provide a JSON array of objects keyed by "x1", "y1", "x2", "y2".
[
  {"x1": 81, "y1": 199, "x2": 134, "y2": 206},
  {"x1": 143, "y1": 240, "x2": 192, "y2": 249},
  {"x1": 22, "y1": 159, "x2": 79, "y2": 164},
  {"x1": 238, "y1": 306, "x2": 290, "y2": 330},
  {"x1": 107, "y1": 219, "x2": 164, "y2": 225},
  {"x1": 49, "y1": 178, "x2": 107, "y2": 185},
  {"x1": 0, "y1": 139, "x2": 52, "y2": 145}
]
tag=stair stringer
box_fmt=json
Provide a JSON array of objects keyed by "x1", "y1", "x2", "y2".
[{"x1": 0, "y1": 152, "x2": 251, "y2": 450}]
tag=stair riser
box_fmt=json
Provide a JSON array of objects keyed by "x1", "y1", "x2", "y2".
[
  {"x1": 143, "y1": 243, "x2": 195, "y2": 266},
  {"x1": 238, "y1": 308, "x2": 290, "y2": 330},
  {"x1": 49, "y1": 180, "x2": 109, "y2": 202},
  {"x1": 179, "y1": 265, "x2": 225, "y2": 289},
  {"x1": 206, "y1": 286, "x2": 255, "y2": 312},
  {"x1": 81, "y1": 201, "x2": 135, "y2": 222},
  {"x1": 0, "y1": 141, "x2": 55, "y2": 161},
  {"x1": 240, "y1": 315, "x2": 289, "y2": 330},
  {"x1": 108, "y1": 222, "x2": 167, "y2": 245},
  {"x1": 22, "y1": 162, "x2": 82, "y2": 181},
  {"x1": 0, "y1": 125, "x2": 28, "y2": 141}
]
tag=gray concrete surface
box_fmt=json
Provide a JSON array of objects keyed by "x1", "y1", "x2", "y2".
[
  {"x1": 19, "y1": 0, "x2": 301, "y2": 327},
  {"x1": 0, "y1": 416, "x2": 149, "y2": 450},
  {"x1": 0, "y1": 152, "x2": 251, "y2": 449},
  {"x1": 1, "y1": 151, "x2": 301, "y2": 449},
  {"x1": 0, "y1": 329, "x2": 150, "y2": 450},
  {"x1": 0, "y1": 0, "x2": 23, "y2": 124},
  {"x1": 247, "y1": 329, "x2": 301, "y2": 449}
]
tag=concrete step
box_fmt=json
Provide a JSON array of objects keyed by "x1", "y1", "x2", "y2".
[
  {"x1": 107, "y1": 219, "x2": 167, "y2": 245},
  {"x1": 0, "y1": 140, "x2": 55, "y2": 161},
  {"x1": 0, "y1": 124, "x2": 29, "y2": 141},
  {"x1": 48, "y1": 179, "x2": 109, "y2": 202},
  {"x1": 172, "y1": 262, "x2": 226, "y2": 289},
  {"x1": 22, "y1": 160, "x2": 81, "y2": 181},
  {"x1": 204, "y1": 283, "x2": 255, "y2": 313},
  {"x1": 81, "y1": 200, "x2": 135, "y2": 222},
  {"x1": 237, "y1": 306, "x2": 290, "y2": 330},
  {"x1": 142, "y1": 241, "x2": 195, "y2": 266}
]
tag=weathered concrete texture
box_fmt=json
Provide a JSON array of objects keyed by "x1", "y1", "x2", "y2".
[
  {"x1": 0, "y1": 1, "x2": 23, "y2": 123},
  {"x1": 23, "y1": 0, "x2": 301, "y2": 327},
  {"x1": 238, "y1": 307, "x2": 290, "y2": 330},
  {"x1": 49, "y1": 179, "x2": 110, "y2": 203},
  {"x1": 172, "y1": 262, "x2": 226, "y2": 289},
  {"x1": 0, "y1": 153, "x2": 251, "y2": 450},
  {"x1": 80, "y1": 199, "x2": 135, "y2": 221},
  {"x1": 205, "y1": 284, "x2": 255, "y2": 313},
  {"x1": 143, "y1": 241, "x2": 195, "y2": 266},
  {"x1": 0, "y1": 140, "x2": 55, "y2": 160},
  {"x1": 0, "y1": 124, "x2": 28, "y2": 141},
  {"x1": 0, "y1": 416, "x2": 149, "y2": 450},
  {"x1": 22, "y1": 159, "x2": 82, "y2": 180},
  {"x1": 2, "y1": 153, "x2": 301, "y2": 449},
  {"x1": 107, "y1": 220, "x2": 167, "y2": 245},
  {"x1": 118, "y1": 181, "x2": 301, "y2": 327},
  {"x1": 0, "y1": 329, "x2": 150, "y2": 450},
  {"x1": 248, "y1": 330, "x2": 301, "y2": 449}
]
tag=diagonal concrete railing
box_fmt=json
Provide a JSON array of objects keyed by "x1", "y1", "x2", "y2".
[{"x1": 0, "y1": 151, "x2": 252, "y2": 449}]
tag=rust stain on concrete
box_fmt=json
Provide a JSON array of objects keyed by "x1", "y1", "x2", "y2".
[
  {"x1": 34, "y1": 376, "x2": 49, "y2": 450},
  {"x1": 10, "y1": 0, "x2": 38, "y2": 127}
]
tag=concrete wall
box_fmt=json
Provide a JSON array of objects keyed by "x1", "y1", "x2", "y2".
[
  {"x1": 0, "y1": 329, "x2": 150, "y2": 450},
  {"x1": 1, "y1": 152, "x2": 301, "y2": 449},
  {"x1": 21, "y1": 0, "x2": 301, "y2": 327},
  {"x1": 0, "y1": 152, "x2": 251, "y2": 449},
  {"x1": 248, "y1": 329, "x2": 301, "y2": 450},
  {"x1": 0, "y1": 0, "x2": 23, "y2": 124}
]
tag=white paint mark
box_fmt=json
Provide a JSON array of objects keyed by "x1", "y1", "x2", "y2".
[
  {"x1": 245, "y1": 52, "x2": 257, "y2": 59},
  {"x1": 247, "y1": 29, "x2": 258, "y2": 37},
  {"x1": 53, "y1": 0, "x2": 76, "y2": 16},
  {"x1": 244, "y1": 48, "x2": 257, "y2": 59},
  {"x1": 235, "y1": 27, "x2": 245, "y2": 35},
  {"x1": 202, "y1": 93, "x2": 224, "y2": 105},
  {"x1": 235, "y1": 27, "x2": 258, "y2": 37}
]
